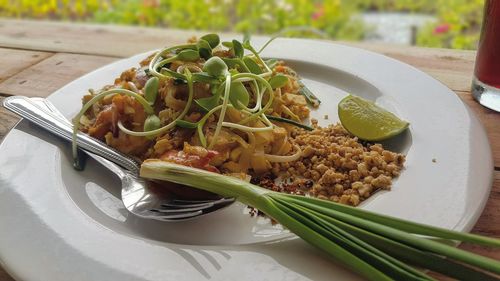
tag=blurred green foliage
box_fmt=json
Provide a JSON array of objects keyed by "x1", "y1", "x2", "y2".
[
  {"x1": 0, "y1": 0, "x2": 115, "y2": 19},
  {"x1": 416, "y1": 0, "x2": 484, "y2": 49},
  {"x1": 91, "y1": 0, "x2": 365, "y2": 41},
  {"x1": 0, "y1": 0, "x2": 485, "y2": 49}
]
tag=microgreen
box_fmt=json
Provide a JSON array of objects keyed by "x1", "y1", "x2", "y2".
[
  {"x1": 268, "y1": 74, "x2": 289, "y2": 89},
  {"x1": 197, "y1": 39, "x2": 212, "y2": 60},
  {"x1": 243, "y1": 57, "x2": 262, "y2": 74},
  {"x1": 195, "y1": 95, "x2": 220, "y2": 112},
  {"x1": 221, "y1": 41, "x2": 233, "y2": 48},
  {"x1": 201, "y1": 33, "x2": 220, "y2": 49},
  {"x1": 209, "y1": 72, "x2": 232, "y2": 149},
  {"x1": 144, "y1": 77, "x2": 159, "y2": 104},
  {"x1": 203, "y1": 56, "x2": 228, "y2": 77},
  {"x1": 221, "y1": 57, "x2": 242, "y2": 70},
  {"x1": 229, "y1": 81, "x2": 250, "y2": 109},
  {"x1": 232, "y1": 39, "x2": 244, "y2": 58},
  {"x1": 176, "y1": 49, "x2": 200, "y2": 61}
]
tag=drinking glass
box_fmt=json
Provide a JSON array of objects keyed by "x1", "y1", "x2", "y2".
[{"x1": 472, "y1": 0, "x2": 500, "y2": 112}]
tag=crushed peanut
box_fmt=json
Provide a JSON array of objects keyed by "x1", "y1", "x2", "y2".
[{"x1": 254, "y1": 122, "x2": 405, "y2": 207}]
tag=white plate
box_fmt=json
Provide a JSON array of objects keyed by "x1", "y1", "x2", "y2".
[{"x1": 0, "y1": 38, "x2": 493, "y2": 281}]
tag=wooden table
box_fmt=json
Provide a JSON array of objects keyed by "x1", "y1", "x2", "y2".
[{"x1": 0, "y1": 19, "x2": 498, "y2": 280}]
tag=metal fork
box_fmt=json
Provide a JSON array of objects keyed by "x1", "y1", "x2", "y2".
[{"x1": 3, "y1": 96, "x2": 234, "y2": 221}]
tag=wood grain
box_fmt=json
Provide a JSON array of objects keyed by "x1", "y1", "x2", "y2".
[
  {"x1": 0, "y1": 48, "x2": 52, "y2": 83},
  {"x1": 455, "y1": 91, "x2": 500, "y2": 167},
  {"x1": 0, "y1": 97, "x2": 20, "y2": 142},
  {"x1": 0, "y1": 19, "x2": 207, "y2": 57},
  {"x1": 0, "y1": 267, "x2": 13, "y2": 281},
  {"x1": 342, "y1": 41, "x2": 476, "y2": 93},
  {"x1": 0, "y1": 20, "x2": 476, "y2": 93},
  {"x1": 0, "y1": 53, "x2": 116, "y2": 97}
]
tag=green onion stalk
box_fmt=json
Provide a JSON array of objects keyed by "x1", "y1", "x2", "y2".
[{"x1": 140, "y1": 161, "x2": 500, "y2": 281}]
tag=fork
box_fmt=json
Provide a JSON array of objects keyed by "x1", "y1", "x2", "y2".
[{"x1": 3, "y1": 96, "x2": 234, "y2": 221}]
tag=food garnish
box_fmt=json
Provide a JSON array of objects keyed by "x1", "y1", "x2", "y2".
[
  {"x1": 141, "y1": 161, "x2": 500, "y2": 281},
  {"x1": 338, "y1": 95, "x2": 409, "y2": 141},
  {"x1": 73, "y1": 33, "x2": 407, "y2": 206}
]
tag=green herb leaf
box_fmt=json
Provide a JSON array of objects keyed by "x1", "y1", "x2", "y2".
[
  {"x1": 232, "y1": 39, "x2": 244, "y2": 58},
  {"x1": 221, "y1": 57, "x2": 242, "y2": 69},
  {"x1": 203, "y1": 56, "x2": 228, "y2": 77},
  {"x1": 268, "y1": 74, "x2": 288, "y2": 88},
  {"x1": 175, "y1": 119, "x2": 198, "y2": 129},
  {"x1": 144, "y1": 77, "x2": 159, "y2": 104},
  {"x1": 195, "y1": 95, "x2": 220, "y2": 112},
  {"x1": 176, "y1": 49, "x2": 200, "y2": 62},
  {"x1": 243, "y1": 57, "x2": 262, "y2": 74},
  {"x1": 222, "y1": 41, "x2": 233, "y2": 48},
  {"x1": 298, "y1": 80, "x2": 321, "y2": 106},
  {"x1": 229, "y1": 82, "x2": 249, "y2": 109},
  {"x1": 201, "y1": 34, "x2": 220, "y2": 48},
  {"x1": 197, "y1": 39, "x2": 212, "y2": 60}
]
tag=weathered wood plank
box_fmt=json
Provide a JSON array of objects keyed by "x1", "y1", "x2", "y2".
[
  {"x1": 467, "y1": 171, "x2": 500, "y2": 238},
  {"x1": 0, "y1": 96, "x2": 20, "y2": 144},
  {"x1": 0, "y1": 19, "x2": 205, "y2": 58},
  {"x1": 0, "y1": 20, "x2": 476, "y2": 93},
  {"x1": 0, "y1": 48, "x2": 53, "y2": 83},
  {"x1": 0, "y1": 53, "x2": 116, "y2": 97},
  {"x1": 455, "y1": 90, "x2": 500, "y2": 167},
  {"x1": 0, "y1": 267, "x2": 14, "y2": 281},
  {"x1": 429, "y1": 171, "x2": 500, "y2": 281},
  {"x1": 342, "y1": 42, "x2": 476, "y2": 93}
]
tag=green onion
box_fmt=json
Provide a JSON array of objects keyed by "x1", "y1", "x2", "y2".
[
  {"x1": 298, "y1": 80, "x2": 321, "y2": 107},
  {"x1": 140, "y1": 161, "x2": 500, "y2": 281},
  {"x1": 265, "y1": 115, "x2": 313, "y2": 131}
]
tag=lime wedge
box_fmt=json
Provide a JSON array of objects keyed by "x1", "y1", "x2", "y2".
[{"x1": 338, "y1": 95, "x2": 409, "y2": 141}]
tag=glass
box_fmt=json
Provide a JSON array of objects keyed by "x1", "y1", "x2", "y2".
[{"x1": 472, "y1": 0, "x2": 500, "y2": 112}]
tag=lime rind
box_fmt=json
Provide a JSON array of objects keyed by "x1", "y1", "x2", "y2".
[{"x1": 338, "y1": 95, "x2": 409, "y2": 141}]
